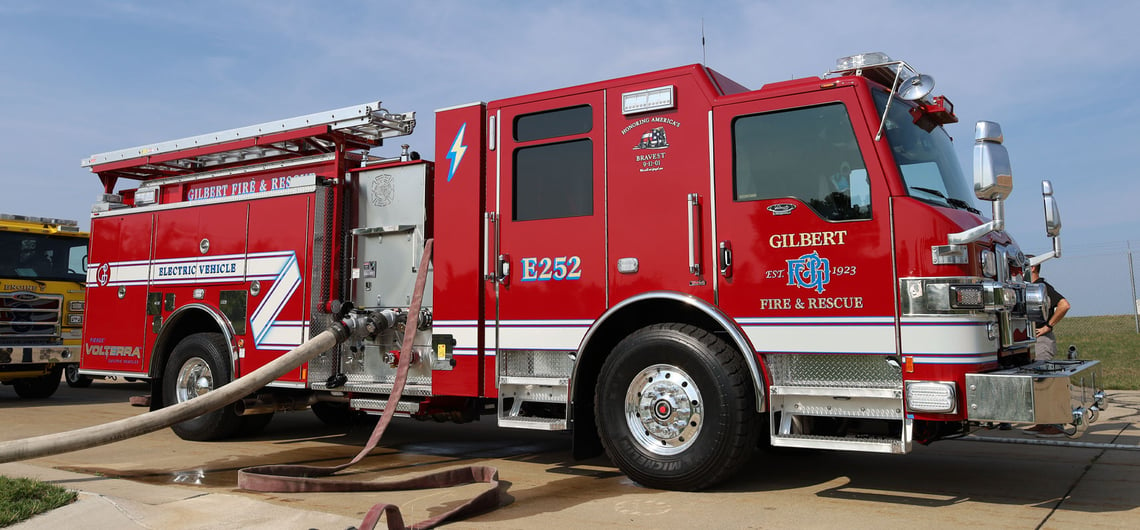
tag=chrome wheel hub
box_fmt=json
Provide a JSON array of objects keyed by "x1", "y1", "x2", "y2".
[
  {"x1": 625, "y1": 363, "x2": 702, "y2": 455},
  {"x1": 175, "y1": 358, "x2": 213, "y2": 403}
]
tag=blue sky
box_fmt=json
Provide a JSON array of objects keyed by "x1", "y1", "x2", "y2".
[{"x1": 1, "y1": 1, "x2": 1136, "y2": 315}]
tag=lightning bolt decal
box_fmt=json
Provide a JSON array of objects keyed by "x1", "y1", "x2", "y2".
[{"x1": 446, "y1": 123, "x2": 468, "y2": 182}]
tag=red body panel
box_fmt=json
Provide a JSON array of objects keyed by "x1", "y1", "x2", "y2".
[
  {"x1": 83, "y1": 213, "x2": 154, "y2": 374},
  {"x1": 606, "y1": 73, "x2": 718, "y2": 305},
  {"x1": 432, "y1": 103, "x2": 487, "y2": 397}
]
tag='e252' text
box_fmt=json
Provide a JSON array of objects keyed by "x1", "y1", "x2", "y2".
[{"x1": 520, "y1": 256, "x2": 582, "y2": 282}]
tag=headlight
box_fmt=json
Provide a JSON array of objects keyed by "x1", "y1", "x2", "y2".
[
  {"x1": 69, "y1": 300, "x2": 85, "y2": 312},
  {"x1": 906, "y1": 381, "x2": 957, "y2": 413},
  {"x1": 67, "y1": 313, "x2": 84, "y2": 326}
]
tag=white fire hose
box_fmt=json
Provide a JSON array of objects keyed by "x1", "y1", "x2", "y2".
[
  {"x1": 0, "y1": 239, "x2": 500, "y2": 529},
  {"x1": 0, "y1": 323, "x2": 349, "y2": 463}
]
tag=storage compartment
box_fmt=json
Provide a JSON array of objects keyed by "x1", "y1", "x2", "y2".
[{"x1": 965, "y1": 359, "x2": 1101, "y2": 424}]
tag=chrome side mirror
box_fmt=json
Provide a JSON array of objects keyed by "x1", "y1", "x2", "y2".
[
  {"x1": 973, "y1": 121, "x2": 1013, "y2": 201},
  {"x1": 1029, "y1": 180, "x2": 1063, "y2": 267},
  {"x1": 1042, "y1": 180, "x2": 1061, "y2": 237},
  {"x1": 948, "y1": 121, "x2": 1012, "y2": 245}
]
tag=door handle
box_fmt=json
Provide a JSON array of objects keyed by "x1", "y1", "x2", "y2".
[
  {"x1": 719, "y1": 240, "x2": 733, "y2": 279},
  {"x1": 483, "y1": 212, "x2": 496, "y2": 281},
  {"x1": 497, "y1": 253, "x2": 510, "y2": 285},
  {"x1": 687, "y1": 193, "x2": 701, "y2": 276}
]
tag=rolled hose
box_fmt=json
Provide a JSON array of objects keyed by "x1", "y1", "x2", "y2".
[{"x1": 0, "y1": 324, "x2": 348, "y2": 463}]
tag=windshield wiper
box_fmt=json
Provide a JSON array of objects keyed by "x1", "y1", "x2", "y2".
[
  {"x1": 911, "y1": 187, "x2": 979, "y2": 213},
  {"x1": 911, "y1": 186, "x2": 949, "y2": 200},
  {"x1": 946, "y1": 197, "x2": 980, "y2": 214}
]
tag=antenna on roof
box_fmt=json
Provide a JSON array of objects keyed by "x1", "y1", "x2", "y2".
[{"x1": 701, "y1": 18, "x2": 707, "y2": 65}]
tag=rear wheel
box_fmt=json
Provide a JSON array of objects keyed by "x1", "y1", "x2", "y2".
[
  {"x1": 595, "y1": 323, "x2": 758, "y2": 491},
  {"x1": 65, "y1": 364, "x2": 94, "y2": 388},
  {"x1": 163, "y1": 333, "x2": 242, "y2": 441},
  {"x1": 13, "y1": 367, "x2": 63, "y2": 398}
]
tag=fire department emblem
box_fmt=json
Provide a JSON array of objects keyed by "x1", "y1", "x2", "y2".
[
  {"x1": 96, "y1": 262, "x2": 111, "y2": 287},
  {"x1": 787, "y1": 251, "x2": 830, "y2": 294},
  {"x1": 370, "y1": 174, "x2": 395, "y2": 207}
]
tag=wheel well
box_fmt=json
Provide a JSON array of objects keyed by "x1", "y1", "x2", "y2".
[
  {"x1": 571, "y1": 295, "x2": 754, "y2": 459},
  {"x1": 148, "y1": 306, "x2": 232, "y2": 409}
]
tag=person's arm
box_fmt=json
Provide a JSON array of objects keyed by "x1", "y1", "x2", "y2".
[
  {"x1": 1036, "y1": 297, "x2": 1071, "y2": 336},
  {"x1": 1048, "y1": 298, "x2": 1071, "y2": 328}
]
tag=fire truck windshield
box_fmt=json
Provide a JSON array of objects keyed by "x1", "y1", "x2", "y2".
[
  {"x1": 873, "y1": 90, "x2": 978, "y2": 213},
  {"x1": 0, "y1": 232, "x2": 87, "y2": 283}
]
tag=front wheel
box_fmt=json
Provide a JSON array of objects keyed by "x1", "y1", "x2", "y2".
[
  {"x1": 162, "y1": 333, "x2": 242, "y2": 441},
  {"x1": 595, "y1": 323, "x2": 758, "y2": 491},
  {"x1": 13, "y1": 367, "x2": 63, "y2": 398},
  {"x1": 65, "y1": 364, "x2": 94, "y2": 388}
]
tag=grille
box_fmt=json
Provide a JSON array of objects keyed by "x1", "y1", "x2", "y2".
[{"x1": 0, "y1": 292, "x2": 62, "y2": 344}]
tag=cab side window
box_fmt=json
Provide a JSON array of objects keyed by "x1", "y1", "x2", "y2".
[
  {"x1": 732, "y1": 103, "x2": 871, "y2": 221},
  {"x1": 513, "y1": 105, "x2": 594, "y2": 221}
]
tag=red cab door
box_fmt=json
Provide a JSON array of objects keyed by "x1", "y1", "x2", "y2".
[
  {"x1": 492, "y1": 92, "x2": 606, "y2": 358},
  {"x1": 713, "y1": 88, "x2": 897, "y2": 361}
]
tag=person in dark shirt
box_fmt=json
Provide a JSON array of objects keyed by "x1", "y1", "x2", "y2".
[
  {"x1": 1029, "y1": 259, "x2": 1070, "y2": 361},
  {"x1": 1024, "y1": 257, "x2": 1072, "y2": 437}
]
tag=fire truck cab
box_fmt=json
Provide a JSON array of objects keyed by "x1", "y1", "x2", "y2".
[
  {"x1": 1, "y1": 214, "x2": 87, "y2": 398},
  {"x1": 80, "y1": 52, "x2": 1102, "y2": 490}
]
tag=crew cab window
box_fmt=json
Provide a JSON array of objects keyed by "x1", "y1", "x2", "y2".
[
  {"x1": 732, "y1": 103, "x2": 871, "y2": 221},
  {"x1": 514, "y1": 105, "x2": 592, "y2": 142},
  {"x1": 512, "y1": 105, "x2": 594, "y2": 221}
]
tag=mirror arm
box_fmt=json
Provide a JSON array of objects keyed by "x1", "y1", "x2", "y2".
[
  {"x1": 948, "y1": 200, "x2": 1004, "y2": 245},
  {"x1": 1029, "y1": 236, "x2": 1062, "y2": 267}
]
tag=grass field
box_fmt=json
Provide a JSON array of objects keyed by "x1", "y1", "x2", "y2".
[
  {"x1": 1055, "y1": 314, "x2": 1140, "y2": 390},
  {"x1": 0, "y1": 476, "x2": 75, "y2": 527}
]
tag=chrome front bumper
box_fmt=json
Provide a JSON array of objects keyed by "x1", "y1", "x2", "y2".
[
  {"x1": 964, "y1": 359, "x2": 1104, "y2": 434},
  {"x1": 0, "y1": 344, "x2": 78, "y2": 365}
]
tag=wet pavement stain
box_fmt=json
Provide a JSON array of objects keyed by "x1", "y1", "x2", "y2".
[{"x1": 57, "y1": 465, "x2": 240, "y2": 488}]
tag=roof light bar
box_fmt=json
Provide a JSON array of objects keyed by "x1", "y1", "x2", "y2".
[{"x1": 834, "y1": 52, "x2": 894, "y2": 71}]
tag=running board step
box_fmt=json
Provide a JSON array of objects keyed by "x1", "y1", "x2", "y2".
[
  {"x1": 498, "y1": 417, "x2": 568, "y2": 431},
  {"x1": 770, "y1": 433, "x2": 906, "y2": 454},
  {"x1": 350, "y1": 398, "x2": 422, "y2": 415},
  {"x1": 497, "y1": 350, "x2": 572, "y2": 431}
]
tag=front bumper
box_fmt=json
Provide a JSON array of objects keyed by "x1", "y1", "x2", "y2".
[
  {"x1": 964, "y1": 359, "x2": 1104, "y2": 434},
  {"x1": 0, "y1": 344, "x2": 78, "y2": 365}
]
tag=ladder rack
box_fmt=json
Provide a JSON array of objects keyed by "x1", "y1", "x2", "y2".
[{"x1": 82, "y1": 101, "x2": 415, "y2": 182}]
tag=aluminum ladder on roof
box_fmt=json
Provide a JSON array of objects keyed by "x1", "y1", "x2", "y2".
[{"x1": 81, "y1": 101, "x2": 415, "y2": 179}]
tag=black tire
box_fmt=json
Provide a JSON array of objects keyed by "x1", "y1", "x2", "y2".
[
  {"x1": 162, "y1": 333, "x2": 242, "y2": 441},
  {"x1": 65, "y1": 364, "x2": 94, "y2": 388},
  {"x1": 13, "y1": 367, "x2": 63, "y2": 398},
  {"x1": 595, "y1": 323, "x2": 758, "y2": 491}
]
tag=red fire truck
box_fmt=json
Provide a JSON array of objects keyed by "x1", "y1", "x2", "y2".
[{"x1": 79, "y1": 52, "x2": 1102, "y2": 491}]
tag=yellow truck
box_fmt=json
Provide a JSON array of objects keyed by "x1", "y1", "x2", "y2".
[{"x1": 1, "y1": 214, "x2": 88, "y2": 398}]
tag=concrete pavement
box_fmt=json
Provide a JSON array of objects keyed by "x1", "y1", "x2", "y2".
[{"x1": 2, "y1": 386, "x2": 1138, "y2": 529}]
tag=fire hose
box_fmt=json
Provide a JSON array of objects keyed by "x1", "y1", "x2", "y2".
[{"x1": 0, "y1": 239, "x2": 503, "y2": 529}]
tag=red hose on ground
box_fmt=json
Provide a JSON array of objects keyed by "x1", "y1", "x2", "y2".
[{"x1": 237, "y1": 239, "x2": 503, "y2": 530}]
